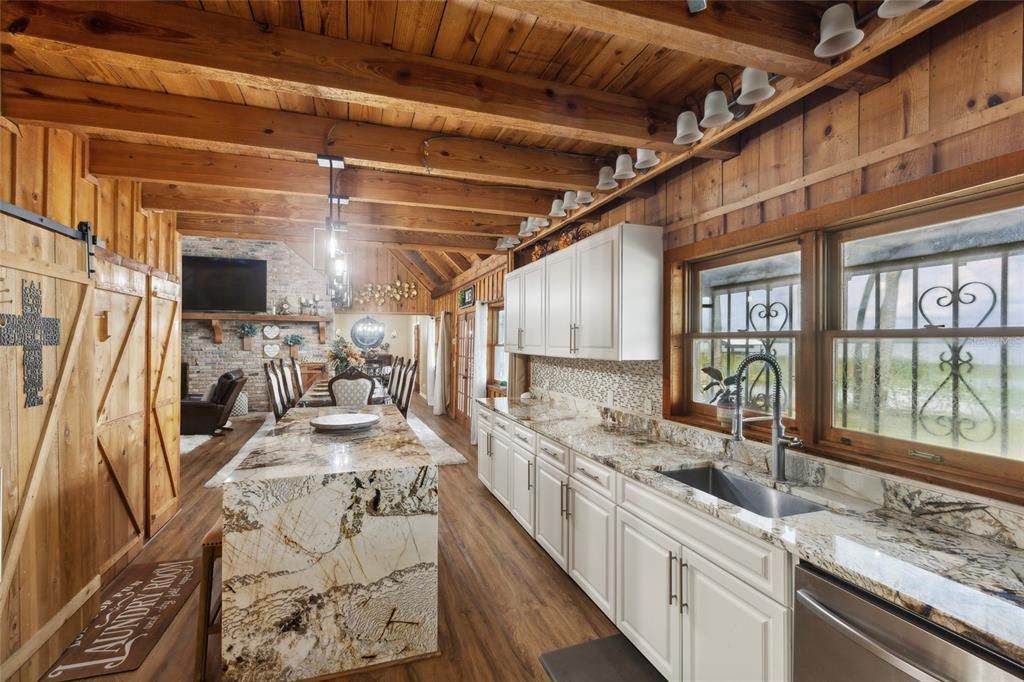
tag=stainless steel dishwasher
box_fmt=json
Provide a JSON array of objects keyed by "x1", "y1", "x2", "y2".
[{"x1": 795, "y1": 565, "x2": 1023, "y2": 681}]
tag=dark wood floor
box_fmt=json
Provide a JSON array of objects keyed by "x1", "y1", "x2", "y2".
[{"x1": 92, "y1": 395, "x2": 615, "y2": 681}]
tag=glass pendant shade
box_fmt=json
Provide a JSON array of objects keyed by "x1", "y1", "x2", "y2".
[
  {"x1": 549, "y1": 198, "x2": 566, "y2": 217},
  {"x1": 530, "y1": 216, "x2": 549, "y2": 230},
  {"x1": 613, "y1": 153, "x2": 636, "y2": 180},
  {"x1": 634, "y1": 148, "x2": 660, "y2": 170},
  {"x1": 562, "y1": 190, "x2": 580, "y2": 210},
  {"x1": 576, "y1": 190, "x2": 594, "y2": 205},
  {"x1": 877, "y1": 0, "x2": 927, "y2": 18},
  {"x1": 736, "y1": 68, "x2": 776, "y2": 106},
  {"x1": 596, "y1": 165, "x2": 618, "y2": 190},
  {"x1": 700, "y1": 89, "x2": 734, "y2": 128},
  {"x1": 518, "y1": 219, "x2": 532, "y2": 238},
  {"x1": 673, "y1": 111, "x2": 704, "y2": 145},
  {"x1": 814, "y1": 4, "x2": 865, "y2": 58}
]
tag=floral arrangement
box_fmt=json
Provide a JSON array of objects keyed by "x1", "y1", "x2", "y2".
[
  {"x1": 238, "y1": 323, "x2": 259, "y2": 338},
  {"x1": 283, "y1": 334, "x2": 304, "y2": 347},
  {"x1": 353, "y1": 278, "x2": 419, "y2": 306},
  {"x1": 327, "y1": 334, "x2": 366, "y2": 374}
]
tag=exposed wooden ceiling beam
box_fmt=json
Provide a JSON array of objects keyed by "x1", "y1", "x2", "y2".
[
  {"x1": 2, "y1": 1, "x2": 686, "y2": 151},
  {"x1": 446, "y1": 252, "x2": 473, "y2": 273},
  {"x1": 433, "y1": 255, "x2": 509, "y2": 297},
  {"x1": 517, "y1": 0, "x2": 974, "y2": 251},
  {"x1": 401, "y1": 250, "x2": 446, "y2": 290},
  {"x1": 176, "y1": 214, "x2": 502, "y2": 255},
  {"x1": 140, "y1": 183, "x2": 519, "y2": 237},
  {"x1": 389, "y1": 249, "x2": 441, "y2": 293},
  {"x1": 437, "y1": 252, "x2": 469, "y2": 275},
  {"x1": 420, "y1": 251, "x2": 460, "y2": 281},
  {"x1": 88, "y1": 140, "x2": 550, "y2": 216},
  {"x1": 1, "y1": 71, "x2": 604, "y2": 191},
  {"x1": 490, "y1": 0, "x2": 889, "y2": 91}
]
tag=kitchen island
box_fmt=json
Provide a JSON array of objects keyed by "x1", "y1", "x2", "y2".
[{"x1": 220, "y1": 405, "x2": 438, "y2": 681}]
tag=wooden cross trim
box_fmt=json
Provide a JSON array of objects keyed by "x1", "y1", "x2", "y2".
[{"x1": 0, "y1": 279, "x2": 62, "y2": 407}]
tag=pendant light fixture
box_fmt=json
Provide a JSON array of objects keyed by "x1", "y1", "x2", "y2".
[
  {"x1": 577, "y1": 190, "x2": 594, "y2": 205},
  {"x1": 701, "y1": 88, "x2": 734, "y2": 128},
  {"x1": 877, "y1": 0, "x2": 927, "y2": 18},
  {"x1": 562, "y1": 190, "x2": 580, "y2": 210},
  {"x1": 322, "y1": 147, "x2": 352, "y2": 308},
  {"x1": 674, "y1": 110, "x2": 704, "y2": 145},
  {"x1": 518, "y1": 219, "x2": 532, "y2": 238},
  {"x1": 596, "y1": 165, "x2": 618, "y2": 191},
  {"x1": 613, "y1": 153, "x2": 636, "y2": 180},
  {"x1": 549, "y1": 198, "x2": 566, "y2": 217},
  {"x1": 634, "y1": 148, "x2": 660, "y2": 170},
  {"x1": 815, "y1": 4, "x2": 865, "y2": 58},
  {"x1": 530, "y1": 216, "x2": 549, "y2": 231},
  {"x1": 316, "y1": 154, "x2": 346, "y2": 169},
  {"x1": 736, "y1": 68, "x2": 776, "y2": 106}
]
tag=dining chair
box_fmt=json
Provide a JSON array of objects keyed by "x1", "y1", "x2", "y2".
[
  {"x1": 290, "y1": 356, "x2": 304, "y2": 397},
  {"x1": 263, "y1": 362, "x2": 287, "y2": 420},
  {"x1": 327, "y1": 366, "x2": 374, "y2": 408},
  {"x1": 389, "y1": 357, "x2": 407, "y2": 402},
  {"x1": 277, "y1": 358, "x2": 297, "y2": 406},
  {"x1": 395, "y1": 360, "x2": 418, "y2": 418}
]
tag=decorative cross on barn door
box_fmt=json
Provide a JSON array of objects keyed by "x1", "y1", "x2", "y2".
[{"x1": 0, "y1": 279, "x2": 62, "y2": 407}]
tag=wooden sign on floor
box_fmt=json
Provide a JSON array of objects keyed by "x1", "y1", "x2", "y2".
[{"x1": 45, "y1": 559, "x2": 200, "y2": 681}]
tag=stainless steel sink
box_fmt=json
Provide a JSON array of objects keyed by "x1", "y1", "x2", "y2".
[{"x1": 661, "y1": 467, "x2": 824, "y2": 518}]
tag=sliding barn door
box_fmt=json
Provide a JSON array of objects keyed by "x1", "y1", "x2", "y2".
[
  {"x1": 147, "y1": 276, "x2": 180, "y2": 536},
  {"x1": 0, "y1": 211, "x2": 97, "y2": 680},
  {"x1": 93, "y1": 259, "x2": 148, "y2": 572}
]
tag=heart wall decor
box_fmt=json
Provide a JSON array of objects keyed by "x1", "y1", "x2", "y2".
[
  {"x1": 263, "y1": 324, "x2": 280, "y2": 339},
  {"x1": 263, "y1": 344, "x2": 280, "y2": 358}
]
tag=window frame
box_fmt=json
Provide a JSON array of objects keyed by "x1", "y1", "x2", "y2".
[
  {"x1": 669, "y1": 188, "x2": 1024, "y2": 504},
  {"x1": 487, "y1": 304, "x2": 508, "y2": 396}
]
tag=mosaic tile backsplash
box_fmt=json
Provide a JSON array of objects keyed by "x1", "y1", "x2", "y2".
[{"x1": 529, "y1": 356, "x2": 663, "y2": 414}]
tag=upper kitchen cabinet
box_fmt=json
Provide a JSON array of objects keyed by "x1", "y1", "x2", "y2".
[{"x1": 509, "y1": 223, "x2": 662, "y2": 361}]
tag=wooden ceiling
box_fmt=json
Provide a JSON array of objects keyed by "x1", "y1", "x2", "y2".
[{"x1": 0, "y1": 0, "x2": 966, "y2": 294}]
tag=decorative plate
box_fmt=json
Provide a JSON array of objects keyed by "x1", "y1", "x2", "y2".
[
  {"x1": 263, "y1": 343, "x2": 280, "y2": 358},
  {"x1": 310, "y1": 413, "x2": 381, "y2": 433},
  {"x1": 263, "y1": 324, "x2": 280, "y2": 339}
]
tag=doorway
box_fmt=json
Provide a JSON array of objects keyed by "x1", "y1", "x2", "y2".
[{"x1": 454, "y1": 310, "x2": 475, "y2": 427}]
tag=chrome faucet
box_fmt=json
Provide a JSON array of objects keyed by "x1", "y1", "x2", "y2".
[{"x1": 731, "y1": 352, "x2": 802, "y2": 481}]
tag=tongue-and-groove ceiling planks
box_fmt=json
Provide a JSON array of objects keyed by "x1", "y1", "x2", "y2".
[{"x1": 0, "y1": 0, "x2": 969, "y2": 291}]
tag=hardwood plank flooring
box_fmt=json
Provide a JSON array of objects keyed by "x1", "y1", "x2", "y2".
[{"x1": 75, "y1": 397, "x2": 615, "y2": 681}]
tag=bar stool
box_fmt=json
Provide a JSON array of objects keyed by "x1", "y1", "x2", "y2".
[{"x1": 195, "y1": 519, "x2": 223, "y2": 681}]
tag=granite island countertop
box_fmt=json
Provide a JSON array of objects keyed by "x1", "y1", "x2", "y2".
[{"x1": 478, "y1": 396, "x2": 1024, "y2": 667}]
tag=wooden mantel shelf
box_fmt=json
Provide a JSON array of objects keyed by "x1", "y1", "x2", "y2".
[{"x1": 181, "y1": 312, "x2": 332, "y2": 344}]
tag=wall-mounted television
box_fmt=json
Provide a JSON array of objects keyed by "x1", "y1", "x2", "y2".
[{"x1": 182, "y1": 256, "x2": 267, "y2": 313}]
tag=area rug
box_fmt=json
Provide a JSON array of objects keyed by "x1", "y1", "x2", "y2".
[
  {"x1": 180, "y1": 433, "x2": 212, "y2": 456},
  {"x1": 45, "y1": 559, "x2": 200, "y2": 681},
  {"x1": 407, "y1": 413, "x2": 469, "y2": 466},
  {"x1": 539, "y1": 635, "x2": 662, "y2": 682}
]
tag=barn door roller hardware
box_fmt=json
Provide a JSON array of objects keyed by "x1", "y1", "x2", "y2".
[{"x1": 0, "y1": 200, "x2": 105, "y2": 278}]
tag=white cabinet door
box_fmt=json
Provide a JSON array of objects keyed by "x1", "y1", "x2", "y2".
[
  {"x1": 568, "y1": 479, "x2": 616, "y2": 620},
  {"x1": 509, "y1": 445, "x2": 535, "y2": 535},
  {"x1": 520, "y1": 261, "x2": 546, "y2": 355},
  {"x1": 477, "y1": 423, "x2": 492, "y2": 489},
  {"x1": 682, "y1": 551, "x2": 789, "y2": 682},
  {"x1": 490, "y1": 435, "x2": 512, "y2": 508},
  {"x1": 534, "y1": 458, "x2": 568, "y2": 570},
  {"x1": 617, "y1": 508, "x2": 682, "y2": 681},
  {"x1": 544, "y1": 247, "x2": 575, "y2": 357},
  {"x1": 575, "y1": 227, "x2": 619, "y2": 360},
  {"x1": 504, "y1": 270, "x2": 522, "y2": 352}
]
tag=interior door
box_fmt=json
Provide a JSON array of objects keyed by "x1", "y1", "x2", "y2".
[
  {"x1": 147, "y1": 276, "x2": 181, "y2": 536},
  {"x1": 454, "y1": 311, "x2": 474, "y2": 427},
  {"x1": 544, "y1": 247, "x2": 575, "y2": 357},
  {"x1": 575, "y1": 227, "x2": 619, "y2": 359}
]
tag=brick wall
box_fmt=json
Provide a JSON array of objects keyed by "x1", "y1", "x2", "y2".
[{"x1": 180, "y1": 236, "x2": 334, "y2": 411}]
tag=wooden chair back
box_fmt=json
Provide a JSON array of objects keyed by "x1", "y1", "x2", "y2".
[
  {"x1": 277, "y1": 358, "x2": 297, "y2": 406},
  {"x1": 383, "y1": 355, "x2": 401, "y2": 388},
  {"x1": 264, "y1": 362, "x2": 287, "y2": 420},
  {"x1": 290, "y1": 356, "x2": 304, "y2": 397},
  {"x1": 389, "y1": 357, "x2": 407, "y2": 401},
  {"x1": 327, "y1": 366, "x2": 375, "y2": 408},
  {"x1": 396, "y1": 360, "x2": 418, "y2": 418}
]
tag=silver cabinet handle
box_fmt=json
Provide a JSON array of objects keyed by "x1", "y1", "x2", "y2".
[
  {"x1": 518, "y1": 328, "x2": 523, "y2": 350},
  {"x1": 527, "y1": 460, "x2": 533, "y2": 490},
  {"x1": 566, "y1": 486, "x2": 573, "y2": 518},
  {"x1": 559, "y1": 481, "x2": 566, "y2": 517},
  {"x1": 795, "y1": 590, "x2": 942, "y2": 682},
  {"x1": 668, "y1": 552, "x2": 677, "y2": 605},
  {"x1": 515, "y1": 432, "x2": 530, "y2": 443},
  {"x1": 679, "y1": 558, "x2": 688, "y2": 613},
  {"x1": 576, "y1": 466, "x2": 601, "y2": 484},
  {"x1": 540, "y1": 445, "x2": 559, "y2": 457}
]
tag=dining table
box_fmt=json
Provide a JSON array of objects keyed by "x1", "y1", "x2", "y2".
[{"x1": 296, "y1": 377, "x2": 389, "y2": 407}]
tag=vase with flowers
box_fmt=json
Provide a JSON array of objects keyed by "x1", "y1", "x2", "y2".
[
  {"x1": 283, "y1": 333, "x2": 305, "y2": 358},
  {"x1": 238, "y1": 322, "x2": 258, "y2": 350},
  {"x1": 327, "y1": 335, "x2": 366, "y2": 375}
]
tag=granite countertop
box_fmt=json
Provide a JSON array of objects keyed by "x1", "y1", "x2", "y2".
[
  {"x1": 479, "y1": 397, "x2": 1024, "y2": 666},
  {"x1": 226, "y1": 405, "x2": 434, "y2": 483}
]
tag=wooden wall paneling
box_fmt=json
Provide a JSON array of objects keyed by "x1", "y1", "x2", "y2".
[
  {"x1": 146, "y1": 277, "x2": 181, "y2": 536},
  {"x1": 757, "y1": 107, "x2": 806, "y2": 222},
  {"x1": 721, "y1": 128, "x2": 761, "y2": 232},
  {"x1": 803, "y1": 88, "x2": 862, "y2": 209},
  {"x1": 692, "y1": 158, "x2": 725, "y2": 240}
]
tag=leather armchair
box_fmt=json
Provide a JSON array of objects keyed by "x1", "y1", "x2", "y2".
[{"x1": 181, "y1": 369, "x2": 247, "y2": 435}]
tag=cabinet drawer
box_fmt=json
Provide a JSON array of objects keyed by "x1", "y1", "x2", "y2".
[
  {"x1": 492, "y1": 414, "x2": 514, "y2": 438},
  {"x1": 510, "y1": 424, "x2": 536, "y2": 450},
  {"x1": 619, "y1": 478, "x2": 790, "y2": 605},
  {"x1": 477, "y1": 405, "x2": 493, "y2": 424},
  {"x1": 571, "y1": 453, "x2": 616, "y2": 499},
  {"x1": 536, "y1": 436, "x2": 568, "y2": 470}
]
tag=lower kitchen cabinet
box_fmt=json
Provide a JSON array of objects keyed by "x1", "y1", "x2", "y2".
[
  {"x1": 509, "y1": 445, "x2": 535, "y2": 535},
  {"x1": 682, "y1": 551, "x2": 789, "y2": 682},
  {"x1": 568, "y1": 479, "x2": 616, "y2": 620},
  {"x1": 477, "y1": 422, "x2": 492, "y2": 489},
  {"x1": 616, "y1": 508, "x2": 682, "y2": 681},
  {"x1": 491, "y1": 434, "x2": 512, "y2": 509},
  {"x1": 534, "y1": 458, "x2": 569, "y2": 570}
]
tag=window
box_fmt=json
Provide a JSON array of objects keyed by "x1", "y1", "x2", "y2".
[
  {"x1": 489, "y1": 306, "x2": 508, "y2": 387},
  {"x1": 828, "y1": 205, "x2": 1024, "y2": 461},
  {"x1": 670, "y1": 190, "x2": 1024, "y2": 503}
]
